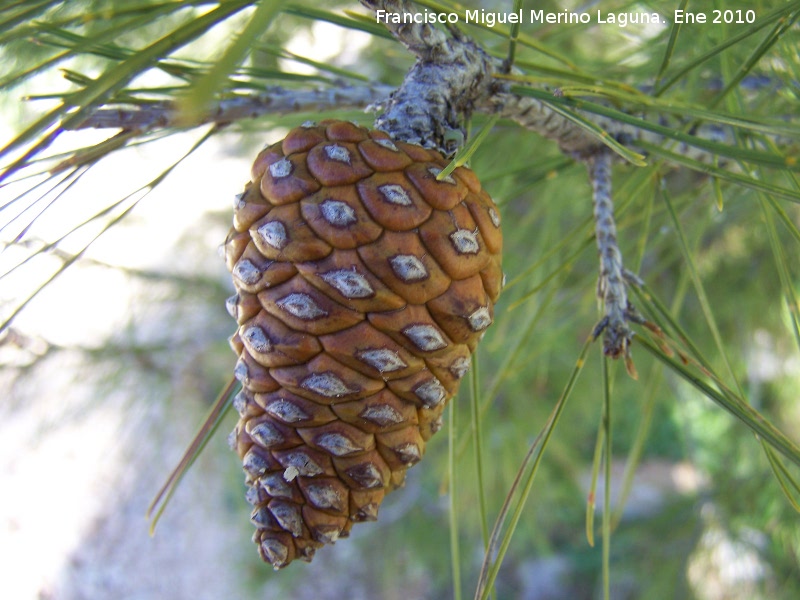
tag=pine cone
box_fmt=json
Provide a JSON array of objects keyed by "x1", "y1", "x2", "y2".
[{"x1": 223, "y1": 120, "x2": 502, "y2": 569}]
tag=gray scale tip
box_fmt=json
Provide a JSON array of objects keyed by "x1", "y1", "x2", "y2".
[
  {"x1": 269, "y1": 158, "x2": 293, "y2": 179},
  {"x1": 389, "y1": 255, "x2": 428, "y2": 282}
]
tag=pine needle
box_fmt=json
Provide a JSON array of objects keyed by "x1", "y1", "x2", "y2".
[{"x1": 148, "y1": 378, "x2": 240, "y2": 533}]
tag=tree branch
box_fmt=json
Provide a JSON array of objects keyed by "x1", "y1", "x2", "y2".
[{"x1": 66, "y1": 2, "x2": 756, "y2": 165}]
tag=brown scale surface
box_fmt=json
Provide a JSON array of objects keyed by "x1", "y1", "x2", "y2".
[{"x1": 224, "y1": 120, "x2": 502, "y2": 569}]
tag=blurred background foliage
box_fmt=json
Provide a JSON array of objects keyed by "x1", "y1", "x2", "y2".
[{"x1": 1, "y1": 0, "x2": 799, "y2": 598}]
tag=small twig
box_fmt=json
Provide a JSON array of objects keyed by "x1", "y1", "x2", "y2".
[
  {"x1": 488, "y1": 90, "x2": 605, "y2": 157},
  {"x1": 63, "y1": 83, "x2": 395, "y2": 131},
  {"x1": 589, "y1": 150, "x2": 634, "y2": 360}
]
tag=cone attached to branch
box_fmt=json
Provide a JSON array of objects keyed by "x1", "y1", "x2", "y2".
[{"x1": 223, "y1": 120, "x2": 503, "y2": 569}]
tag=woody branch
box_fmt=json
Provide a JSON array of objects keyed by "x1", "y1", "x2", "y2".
[{"x1": 66, "y1": 4, "x2": 737, "y2": 161}]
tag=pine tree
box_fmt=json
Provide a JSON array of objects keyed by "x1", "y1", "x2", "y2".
[{"x1": 2, "y1": 1, "x2": 800, "y2": 597}]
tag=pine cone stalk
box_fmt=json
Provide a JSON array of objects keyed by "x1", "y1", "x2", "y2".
[{"x1": 223, "y1": 120, "x2": 502, "y2": 568}]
